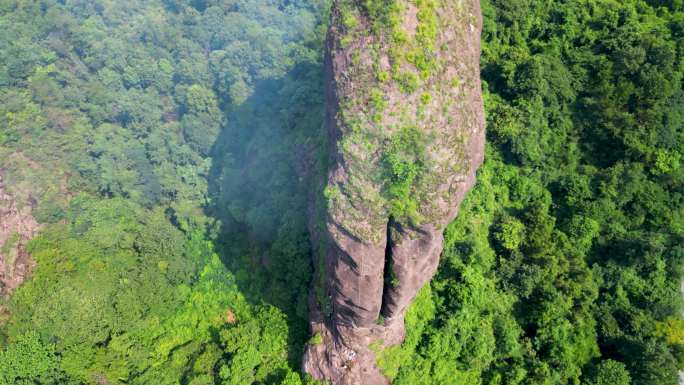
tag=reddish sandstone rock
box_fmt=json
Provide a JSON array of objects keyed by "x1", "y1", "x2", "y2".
[
  {"x1": 0, "y1": 174, "x2": 39, "y2": 296},
  {"x1": 304, "y1": 0, "x2": 485, "y2": 383}
]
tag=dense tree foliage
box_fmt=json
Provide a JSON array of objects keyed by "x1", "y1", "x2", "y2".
[
  {"x1": 0, "y1": 0, "x2": 326, "y2": 384},
  {"x1": 375, "y1": 1, "x2": 684, "y2": 384},
  {"x1": 0, "y1": 0, "x2": 681, "y2": 384}
]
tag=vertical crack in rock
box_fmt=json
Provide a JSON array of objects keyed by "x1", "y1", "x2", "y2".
[
  {"x1": 304, "y1": 0, "x2": 485, "y2": 383},
  {"x1": 381, "y1": 221, "x2": 443, "y2": 321},
  {"x1": 380, "y1": 219, "x2": 394, "y2": 319}
]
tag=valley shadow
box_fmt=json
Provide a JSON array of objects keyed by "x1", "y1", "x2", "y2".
[{"x1": 204, "y1": 61, "x2": 326, "y2": 368}]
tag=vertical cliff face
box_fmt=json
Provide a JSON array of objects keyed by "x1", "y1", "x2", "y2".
[{"x1": 304, "y1": 0, "x2": 485, "y2": 383}]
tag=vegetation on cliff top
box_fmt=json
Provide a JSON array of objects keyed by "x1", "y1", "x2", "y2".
[{"x1": 331, "y1": 0, "x2": 471, "y2": 230}]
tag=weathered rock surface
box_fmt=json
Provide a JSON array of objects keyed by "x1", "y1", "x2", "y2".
[
  {"x1": 304, "y1": 0, "x2": 485, "y2": 383},
  {"x1": 0, "y1": 173, "x2": 38, "y2": 297}
]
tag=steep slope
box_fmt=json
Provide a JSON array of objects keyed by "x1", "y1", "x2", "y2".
[{"x1": 304, "y1": 0, "x2": 485, "y2": 383}]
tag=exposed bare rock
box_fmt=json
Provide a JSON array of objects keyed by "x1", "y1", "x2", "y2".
[
  {"x1": 303, "y1": 317, "x2": 406, "y2": 385},
  {"x1": 305, "y1": 0, "x2": 485, "y2": 383},
  {"x1": 0, "y1": 173, "x2": 39, "y2": 296}
]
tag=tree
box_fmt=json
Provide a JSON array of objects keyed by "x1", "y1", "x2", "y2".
[{"x1": 0, "y1": 331, "x2": 60, "y2": 385}]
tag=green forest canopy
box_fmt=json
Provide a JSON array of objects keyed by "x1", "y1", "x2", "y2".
[{"x1": 0, "y1": 0, "x2": 682, "y2": 385}]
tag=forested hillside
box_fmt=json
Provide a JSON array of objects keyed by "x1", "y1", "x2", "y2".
[
  {"x1": 0, "y1": 1, "x2": 327, "y2": 384},
  {"x1": 0, "y1": 0, "x2": 682, "y2": 385}
]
